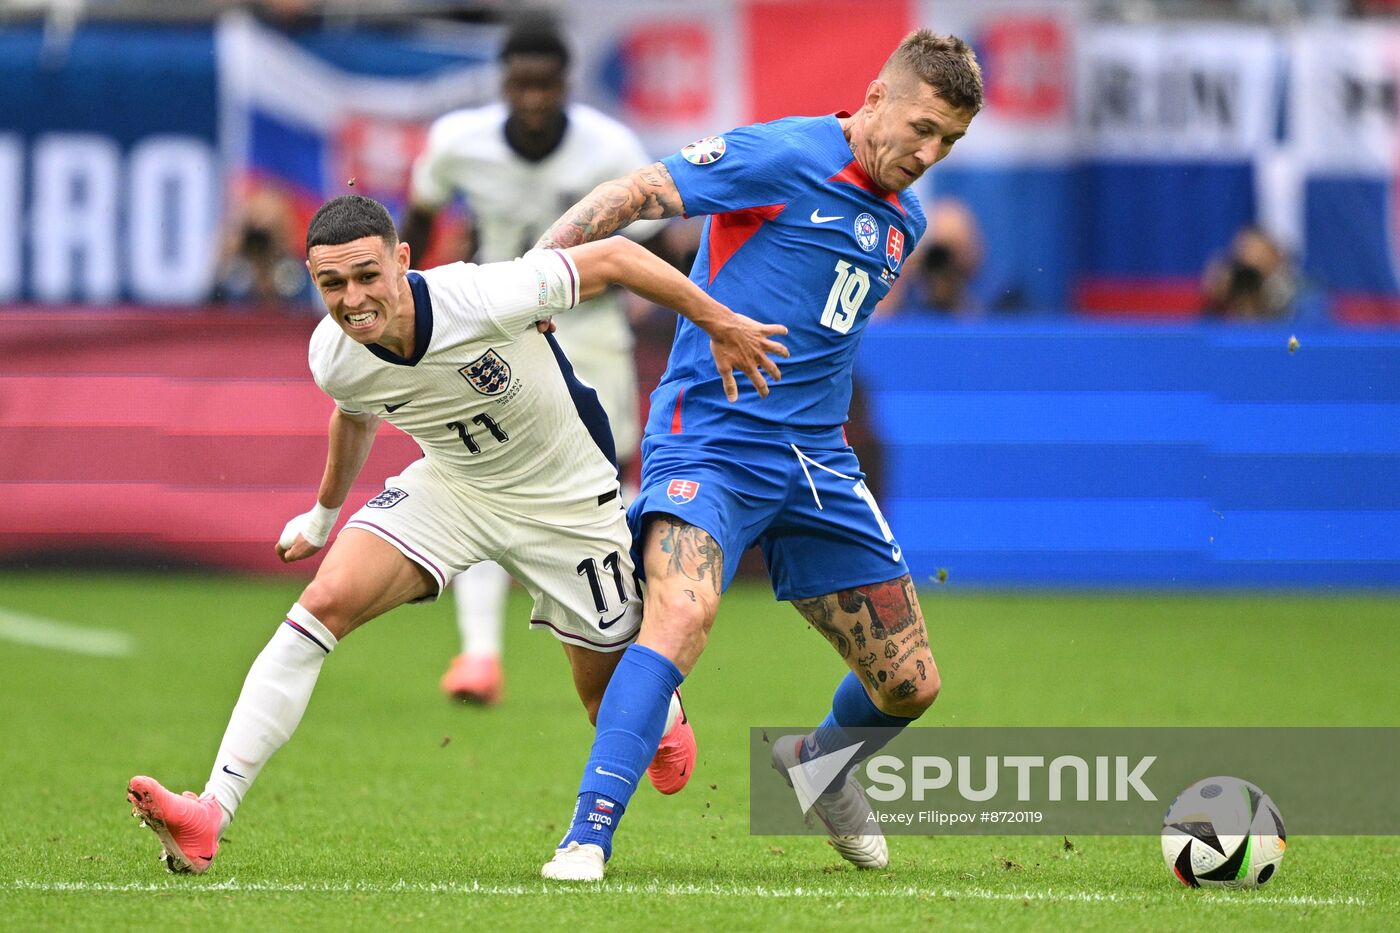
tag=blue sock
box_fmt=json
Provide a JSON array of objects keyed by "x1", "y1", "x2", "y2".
[
  {"x1": 802, "y1": 671, "x2": 914, "y2": 795},
  {"x1": 560, "y1": 791, "x2": 627, "y2": 860},
  {"x1": 559, "y1": 644, "x2": 684, "y2": 859}
]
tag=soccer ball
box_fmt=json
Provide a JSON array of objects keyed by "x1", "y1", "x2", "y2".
[{"x1": 1160, "y1": 776, "x2": 1286, "y2": 888}]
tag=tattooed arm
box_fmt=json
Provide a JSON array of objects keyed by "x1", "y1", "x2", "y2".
[{"x1": 535, "y1": 162, "x2": 686, "y2": 250}]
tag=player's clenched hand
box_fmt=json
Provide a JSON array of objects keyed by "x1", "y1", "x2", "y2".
[
  {"x1": 707, "y1": 313, "x2": 789, "y2": 402},
  {"x1": 276, "y1": 535, "x2": 323, "y2": 563},
  {"x1": 275, "y1": 504, "x2": 340, "y2": 563}
]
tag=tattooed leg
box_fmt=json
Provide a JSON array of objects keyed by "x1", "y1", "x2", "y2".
[
  {"x1": 792, "y1": 595, "x2": 851, "y2": 659},
  {"x1": 635, "y1": 515, "x2": 725, "y2": 675},
  {"x1": 792, "y1": 575, "x2": 940, "y2": 718}
]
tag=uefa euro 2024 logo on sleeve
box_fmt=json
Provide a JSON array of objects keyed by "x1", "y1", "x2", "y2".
[{"x1": 681, "y1": 136, "x2": 726, "y2": 165}]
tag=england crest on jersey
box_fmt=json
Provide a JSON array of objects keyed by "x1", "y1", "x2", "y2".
[
  {"x1": 367, "y1": 487, "x2": 408, "y2": 509},
  {"x1": 854, "y1": 213, "x2": 879, "y2": 252},
  {"x1": 666, "y1": 478, "x2": 700, "y2": 504},
  {"x1": 885, "y1": 226, "x2": 905, "y2": 271},
  {"x1": 459, "y1": 349, "x2": 512, "y2": 396}
]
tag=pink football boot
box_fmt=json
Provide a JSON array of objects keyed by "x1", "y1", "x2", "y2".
[
  {"x1": 440, "y1": 654, "x2": 504, "y2": 705},
  {"x1": 646, "y1": 691, "x2": 697, "y2": 795},
  {"x1": 127, "y1": 776, "x2": 222, "y2": 874}
]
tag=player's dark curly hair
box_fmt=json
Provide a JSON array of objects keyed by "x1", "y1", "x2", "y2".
[
  {"x1": 500, "y1": 13, "x2": 570, "y2": 69},
  {"x1": 305, "y1": 195, "x2": 398, "y2": 253},
  {"x1": 884, "y1": 30, "x2": 983, "y2": 113}
]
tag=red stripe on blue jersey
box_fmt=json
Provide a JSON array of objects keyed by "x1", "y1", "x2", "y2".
[
  {"x1": 828, "y1": 161, "x2": 905, "y2": 213},
  {"x1": 706, "y1": 203, "x2": 786, "y2": 285},
  {"x1": 669, "y1": 388, "x2": 685, "y2": 434}
]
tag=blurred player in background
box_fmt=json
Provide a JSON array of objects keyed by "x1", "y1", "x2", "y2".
[
  {"x1": 536, "y1": 31, "x2": 983, "y2": 881},
  {"x1": 403, "y1": 16, "x2": 666, "y2": 706},
  {"x1": 125, "y1": 194, "x2": 786, "y2": 874}
]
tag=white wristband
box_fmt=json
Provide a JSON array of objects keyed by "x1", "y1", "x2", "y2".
[{"x1": 278, "y1": 502, "x2": 342, "y2": 550}]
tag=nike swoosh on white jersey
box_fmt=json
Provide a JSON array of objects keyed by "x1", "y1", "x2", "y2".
[
  {"x1": 594, "y1": 766, "x2": 633, "y2": 785},
  {"x1": 810, "y1": 209, "x2": 845, "y2": 224}
]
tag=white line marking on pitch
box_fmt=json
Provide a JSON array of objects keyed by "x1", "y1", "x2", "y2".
[
  {"x1": 0, "y1": 880, "x2": 1368, "y2": 907},
  {"x1": 0, "y1": 608, "x2": 134, "y2": 657}
]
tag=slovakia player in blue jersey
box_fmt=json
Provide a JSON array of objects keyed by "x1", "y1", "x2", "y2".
[{"x1": 537, "y1": 32, "x2": 984, "y2": 880}]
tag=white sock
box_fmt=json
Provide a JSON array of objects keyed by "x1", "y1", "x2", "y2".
[
  {"x1": 203, "y1": 603, "x2": 337, "y2": 831},
  {"x1": 451, "y1": 561, "x2": 510, "y2": 659},
  {"x1": 663, "y1": 691, "x2": 682, "y2": 736}
]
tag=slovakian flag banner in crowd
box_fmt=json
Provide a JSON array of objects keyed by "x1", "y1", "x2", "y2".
[
  {"x1": 1290, "y1": 23, "x2": 1400, "y2": 323},
  {"x1": 216, "y1": 12, "x2": 498, "y2": 249}
]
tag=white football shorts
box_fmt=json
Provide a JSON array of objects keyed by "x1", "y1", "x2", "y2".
[{"x1": 343, "y1": 458, "x2": 640, "y2": 652}]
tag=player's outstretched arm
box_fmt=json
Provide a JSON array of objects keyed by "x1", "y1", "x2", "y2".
[
  {"x1": 565, "y1": 237, "x2": 788, "y2": 402},
  {"x1": 535, "y1": 162, "x2": 685, "y2": 250},
  {"x1": 276, "y1": 408, "x2": 380, "y2": 562}
]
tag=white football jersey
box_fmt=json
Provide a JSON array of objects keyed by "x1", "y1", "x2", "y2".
[
  {"x1": 409, "y1": 102, "x2": 662, "y2": 356},
  {"x1": 309, "y1": 249, "x2": 620, "y2": 511}
]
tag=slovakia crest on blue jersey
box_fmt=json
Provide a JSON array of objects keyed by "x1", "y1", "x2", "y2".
[
  {"x1": 459, "y1": 349, "x2": 512, "y2": 396},
  {"x1": 681, "y1": 136, "x2": 726, "y2": 165},
  {"x1": 666, "y1": 478, "x2": 701, "y2": 504},
  {"x1": 886, "y1": 226, "x2": 905, "y2": 271},
  {"x1": 853, "y1": 213, "x2": 879, "y2": 252}
]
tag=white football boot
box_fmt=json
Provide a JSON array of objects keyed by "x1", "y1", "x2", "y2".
[
  {"x1": 771, "y1": 734, "x2": 889, "y2": 870},
  {"x1": 540, "y1": 841, "x2": 606, "y2": 881}
]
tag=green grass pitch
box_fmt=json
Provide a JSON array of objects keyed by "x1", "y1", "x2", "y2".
[{"x1": 1, "y1": 571, "x2": 1397, "y2": 930}]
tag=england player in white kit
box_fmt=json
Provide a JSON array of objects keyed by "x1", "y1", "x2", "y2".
[
  {"x1": 404, "y1": 18, "x2": 664, "y2": 704},
  {"x1": 125, "y1": 194, "x2": 787, "y2": 875},
  {"x1": 309, "y1": 240, "x2": 631, "y2": 643}
]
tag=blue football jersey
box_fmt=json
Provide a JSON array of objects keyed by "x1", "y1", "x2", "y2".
[{"x1": 652, "y1": 115, "x2": 926, "y2": 445}]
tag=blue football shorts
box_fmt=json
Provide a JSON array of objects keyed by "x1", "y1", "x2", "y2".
[{"x1": 626, "y1": 434, "x2": 910, "y2": 601}]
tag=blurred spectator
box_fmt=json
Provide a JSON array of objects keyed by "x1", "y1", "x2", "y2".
[
  {"x1": 1201, "y1": 225, "x2": 1297, "y2": 321},
  {"x1": 1353, "y1": 0, "x2": 1400, "y2": 16},
  {"x1": 882, "y1": 197, "x2": 987, "y2": 317},
  {"x1": 211, "y1": 182, "x2": 313, "y2": 309},
  {"x1": 920, "y1": 197, "x2": 985, "y2": 313}
]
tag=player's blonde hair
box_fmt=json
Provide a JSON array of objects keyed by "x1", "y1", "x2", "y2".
[{"x1": 880, "y1": 30, "x2": 983, "y2": 113}]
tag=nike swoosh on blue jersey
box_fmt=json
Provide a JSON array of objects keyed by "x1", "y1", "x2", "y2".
[{"x1": 810, "y1": 209, "x2": 844, "y2": 224}]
